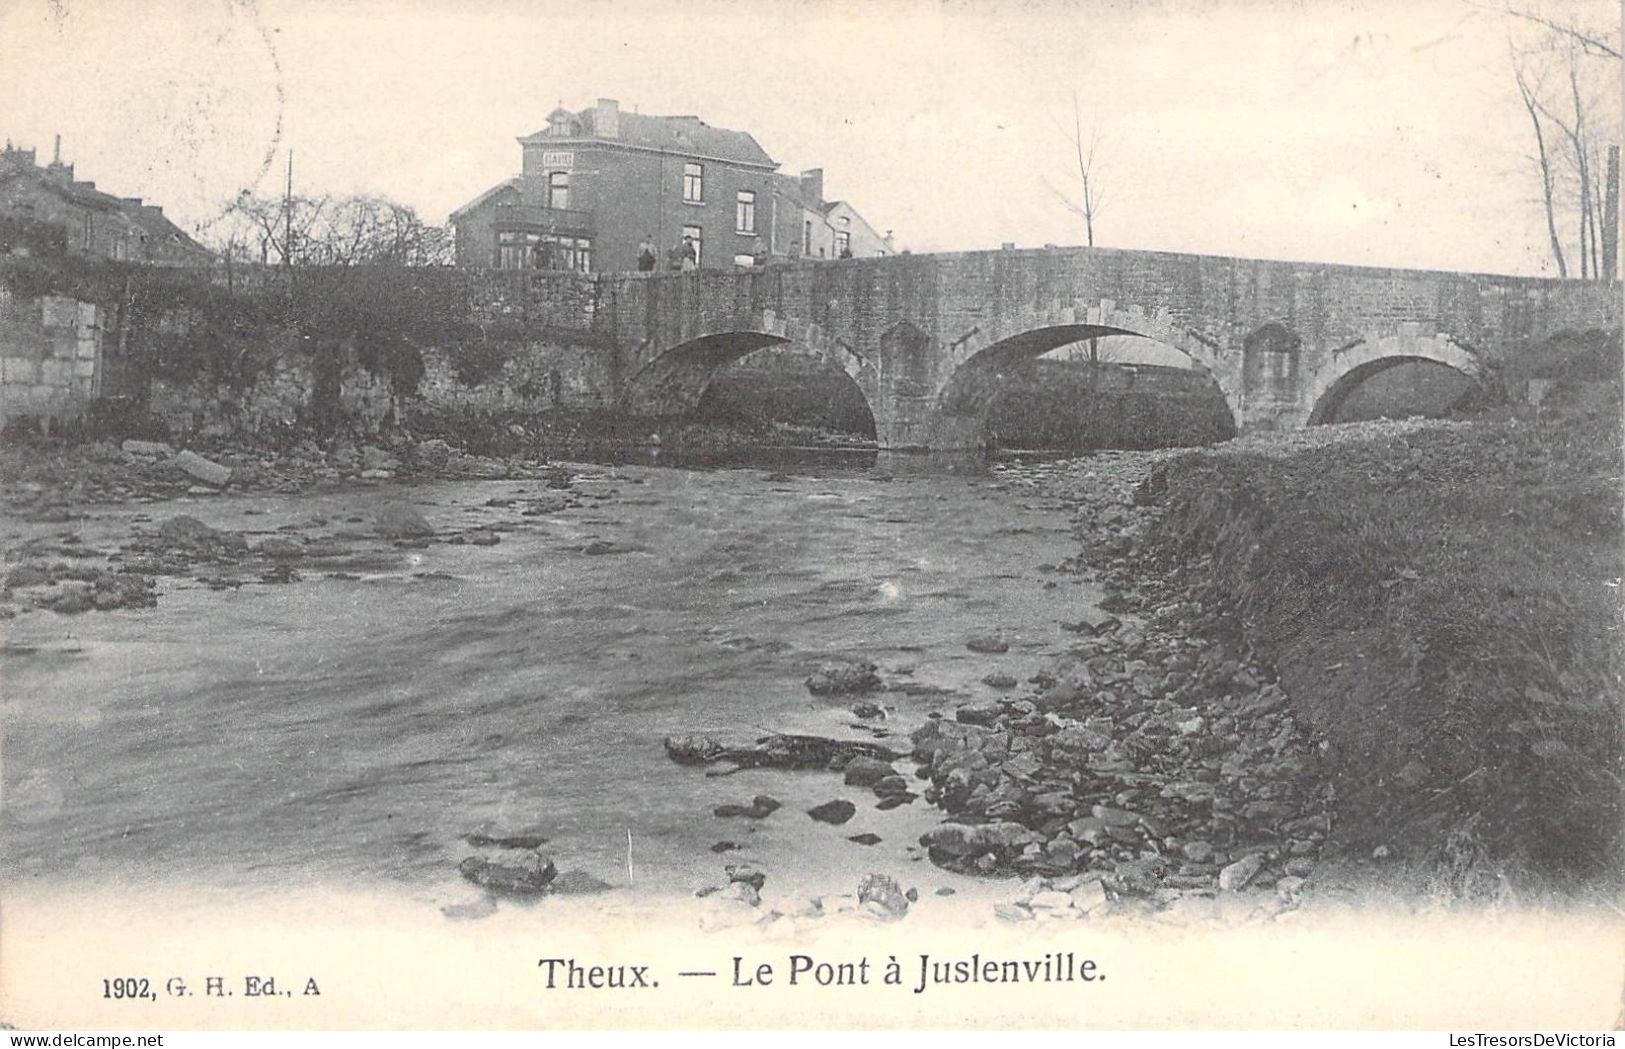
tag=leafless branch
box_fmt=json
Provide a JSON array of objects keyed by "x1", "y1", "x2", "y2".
[{"x1": 1481, "y1": 1, "x2": 1621, "y2": 59}]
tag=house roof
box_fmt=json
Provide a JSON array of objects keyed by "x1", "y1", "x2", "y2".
[
  {"x1": 450, "y1": 177, "x2": 522, "y2": 221},
  {"x1": 521, "y1": 107, "x2": 777, "y2": 169},
  {"x1": 125, "y1": 204, "x2": 212, "y2": 256},
  {"x1": 1, "y1": 158, "x2": 212, "y2": 257},
  {"x1": 1, "y1": 167, "x2": 119, "y2": 214},
  {"x1": 823, "y1": 199, "x2": 889, "y2": 245}
]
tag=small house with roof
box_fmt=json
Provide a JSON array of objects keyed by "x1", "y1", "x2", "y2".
[{"x1": 0, "y1": 140, "x2": 213, "y2": 266}]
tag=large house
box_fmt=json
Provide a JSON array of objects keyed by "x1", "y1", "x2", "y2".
[
  {"x1": 0, "y1": 140, "x2": 213, "y2": 266},
  {"x1": 451, "y1": 99, "x2": 892, "y2": 272}
]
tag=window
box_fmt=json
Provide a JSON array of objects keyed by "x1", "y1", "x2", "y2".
[
  {"x1": 735, "y1": 190, "x2": 755, "y2": 234},
  {"x1": 803, "y1": 219, "x2": 811, "y2": 254},
  {"x1": 569, "y1": 236, "x2": 592, "y2": 273},
  {"x1": 539, "y1": 234, "x2": 592, "y2": 273},
  {"x1": 683, "y1": 163, "x2": 704, "y2": 203},
  {"x1": 496, "y1": 231, "x2": 592, "y2": 272},
  {"x1": 835, "y1": 231, "x2": 850, "y2": 257},
  {"x1": 496, "y1": 230, "x2": 532, "y2": 270},
  {"x1": 548, "y1": 171, "x2": 569, "y2": 210},
  {"x1": 682, "y1": 225, "x2": 702, "y2": 266}
]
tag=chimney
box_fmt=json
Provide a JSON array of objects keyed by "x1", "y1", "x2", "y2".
[
  {"x1": 44, "y1": 135, "x2": 73, "y2": 184},
  {"x1": 799, "y1": 168, "x2": 824, "y2": 207},
  {"x1": 595, "y1": 98, "x2": 619, "y2": 139}
]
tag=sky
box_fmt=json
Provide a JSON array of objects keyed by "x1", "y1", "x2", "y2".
[{"x1": 1, "y1": 0, "x2": 1619, "y2": 276}]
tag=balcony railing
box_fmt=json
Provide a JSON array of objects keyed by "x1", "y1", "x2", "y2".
[{"x1": 491, "y1": 203, "x2": 593, "y2": 235}]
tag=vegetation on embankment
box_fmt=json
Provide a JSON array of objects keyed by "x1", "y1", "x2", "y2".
[{"x1": 1138, "y1": 405, "x2": 1624, "y2": 894}]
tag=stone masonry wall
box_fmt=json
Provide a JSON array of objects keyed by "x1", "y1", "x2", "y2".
[{"x1": 0, "y1": 285, "x2": 101, "y2": 429}]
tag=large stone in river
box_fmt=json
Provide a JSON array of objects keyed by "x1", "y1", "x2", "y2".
[
  {"x1": 806, "y1": 660, "x2": 881, "y2": 695},
  {"x1": 807, "y1": 800, "x2": 857, "y2": 825},
  {"x1": 920, "y1": 821, "x2": 1042, "y2": 861},
  {"x1": 871, "y1": 775, "x2": 910, "y2": 797},
  {"x1": 156, "y1": 515, "x2": 248, "y2": 554},
  {"x1": 457, "y1": 851, "x2": 557, "y2": 895},
  {"x1": 955, "y1": 702, "x2": 1004, "y2": 726},
  {"x1": 842, "y1": 756, "x2": 896, "y2": 787},
  {"x1": 375, "y1": 504, "x2": 435, "y2": 538},
  {"x1": 714, "y1": 795, "x2": 781, "y2": 819}
]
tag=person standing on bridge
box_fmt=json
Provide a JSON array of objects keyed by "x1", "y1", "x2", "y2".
[{"x1": 637, "y1": 238, "x2": 656, "y2": 272}]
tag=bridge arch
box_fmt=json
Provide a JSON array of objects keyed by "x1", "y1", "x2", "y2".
[
  {"x1": 619, "y1": 315, "x2": 881, "y2": 425},
  {"x1": 929, "y1": 299, "x2": 1241, "y2": 447},
  {"x1": 1304, "y1": 328, "x2": 1484, "y2": 426}
]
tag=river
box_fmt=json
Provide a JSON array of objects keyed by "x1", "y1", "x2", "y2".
[{"x1": 1, "y1": 449, "x2": 1103, "y2": 911}]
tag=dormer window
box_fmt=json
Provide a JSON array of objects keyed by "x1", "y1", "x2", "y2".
[{"x1": 549, "y1": 111, "x2": 579, "y2": 138}]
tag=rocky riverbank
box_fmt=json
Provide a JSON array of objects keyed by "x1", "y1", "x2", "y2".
[
  {"x1": 923, "y1": 412, "x2": 1620, "y2": 922},
  {"x1": 1139, "y1": 408, "x2": 1623, "y2": 896},
  {"x1": 905, "y1": 447, "x2": 1336, "y2": 924},
  {"x1": 648, "y1": 440, "x2": 1345, "y2": 928},
  {"x1": 0, "y1": 433, "x2": 592, "y2": 621},
  {"x1": 653, "y1": 412, "x2": 1619, "y2": 930}
]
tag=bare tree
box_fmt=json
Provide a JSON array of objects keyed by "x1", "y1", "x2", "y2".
[
  {"x1": 1045, "y1": 91, "x2": 1117, "y2": 371},
  {"x1": 1526, "y1": 38, "x2": 1617, "y2": 279},
  {"x1": 1498, "y1": 5, "x2": 1620, "y2": 280},
  {"x1": 213, "y1": 190, "x2": 327, "y2": 266},
  {"x1": 212, "y1": 192, "x2": 452, "y2": 267},
  {"x1": 1045, "y1": 89, "x2": 1106, "y2": 248}
]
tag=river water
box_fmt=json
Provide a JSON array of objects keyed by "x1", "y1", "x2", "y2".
[{"x1": 2, "y1": 450, "x2": 1103, "y2": 911}]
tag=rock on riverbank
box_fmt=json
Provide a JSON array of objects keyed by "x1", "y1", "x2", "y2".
[
  {"x1": 906, "y1": 449, "x2": 1332, "y2": 920},
  {"x1": 0, "y1": 434, "x2": 604, "y2": 621}
]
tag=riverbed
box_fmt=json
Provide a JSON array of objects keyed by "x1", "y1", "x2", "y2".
[{"x1": 1, "y1": 450, "x2": 1105, "y2": 912}]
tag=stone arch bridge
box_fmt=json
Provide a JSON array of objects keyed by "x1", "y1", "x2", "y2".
[{"x1": 515, "y1": 245, "x2": 1621, "y2": 449}]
